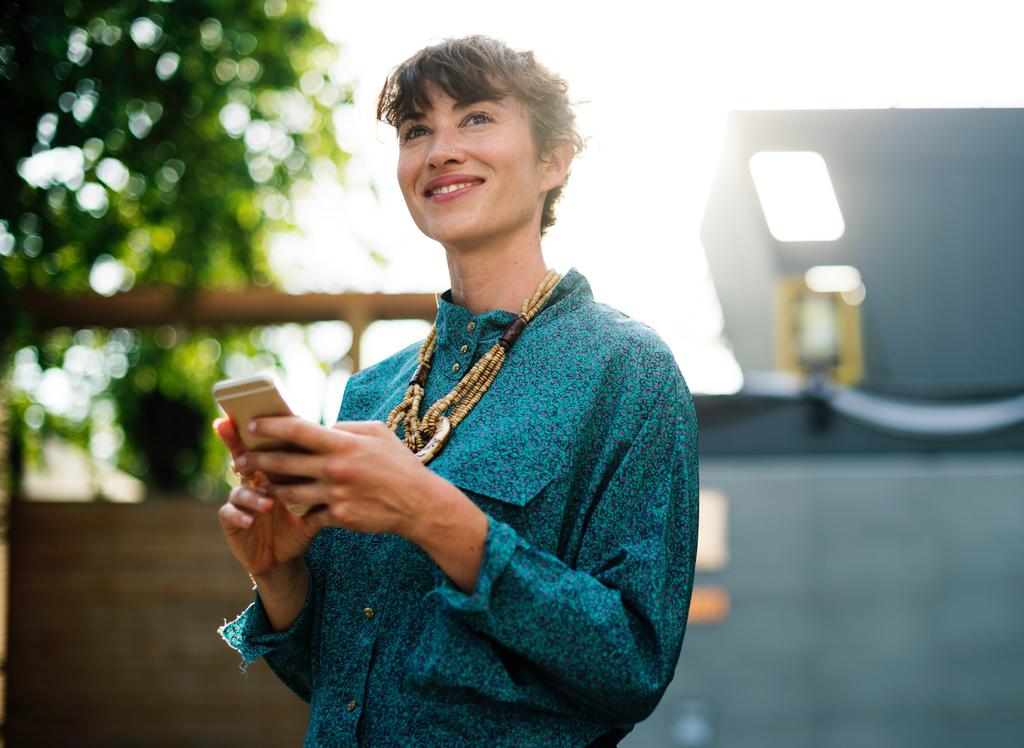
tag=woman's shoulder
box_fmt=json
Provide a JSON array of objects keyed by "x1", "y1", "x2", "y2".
[
  {"x1": 594, "y1": 300, "x2": 678, "y2": 360},
  {"x1": 338, "y1": 339, "x2": 422, "y2": 420},
  {"x1": 540, "y1": 295, "x2": 686, "y2": 394},
  {"x1": 351, "y1": 338, "x2": 422, "y2": 385}
]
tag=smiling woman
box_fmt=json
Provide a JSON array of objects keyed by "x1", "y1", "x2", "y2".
[
  {"x1": 217, "y1": 35, "x2": 699, "y2": 747},
  {"x1": 378, "y1": 36, "x2": 584, "y2": 240}
]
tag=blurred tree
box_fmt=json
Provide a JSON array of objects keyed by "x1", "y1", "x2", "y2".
[{"x1": 0, "y1": 0, "x2": 354, "y2": 496}]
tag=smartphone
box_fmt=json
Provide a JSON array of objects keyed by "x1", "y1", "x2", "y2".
[{"x1": 212, "y1": 373, "x2": 323, "y2": 516}]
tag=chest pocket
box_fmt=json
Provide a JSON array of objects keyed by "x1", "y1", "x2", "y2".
[
  {"x1": 432, "y1": 454, "x2": 561, "y2": 507},
  {"x1": 427, "y1": 408, "x2": 573, "y2": 513}
]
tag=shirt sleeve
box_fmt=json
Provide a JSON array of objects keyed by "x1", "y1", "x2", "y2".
[
  {"x1": 428, "y1": 368, "x2": 699, "y2": 725},
  {"x1": 217, "y1": 562, "x2": 318, "y2": 703}
]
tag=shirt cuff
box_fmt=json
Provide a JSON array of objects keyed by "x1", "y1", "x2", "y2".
[
  {"x1": 217, "y1": 577, "x2": 315, "y2": 663},
  {"x1": 429, "y1": 513, "x2": 519, "y2": 615}
]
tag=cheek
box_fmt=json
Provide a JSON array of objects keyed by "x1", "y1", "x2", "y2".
[
  {"x1": 396, "y1": 157, "x2": 419, "y2": 199},
  {"x1": 508, "y1": 161, "x2": 545, "y2": 204},
  {"x1": 396, "y1": 170, "x2": 411, "y2": 198}
]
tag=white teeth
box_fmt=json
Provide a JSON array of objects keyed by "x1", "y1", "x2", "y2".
[{"x1": 430, "y1": 182, "x2": 476, "y2": 196}]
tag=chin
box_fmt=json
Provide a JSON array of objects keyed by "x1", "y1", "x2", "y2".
[{"x1": 422, "y1": 219, "x2": 488, "y2": 248}]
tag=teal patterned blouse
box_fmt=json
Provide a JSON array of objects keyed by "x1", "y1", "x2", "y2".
[{"x1": 219, "y1": 267, "x2": 700, "y2": 747}]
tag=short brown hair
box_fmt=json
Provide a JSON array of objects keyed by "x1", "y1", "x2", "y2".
[{"x1": 377, "y1": 35, "x2": 584, "y2": 235}]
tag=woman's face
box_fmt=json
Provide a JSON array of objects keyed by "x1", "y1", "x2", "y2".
[{"x1": 396, "y1": 84, "x2": 565, "y2": 250}]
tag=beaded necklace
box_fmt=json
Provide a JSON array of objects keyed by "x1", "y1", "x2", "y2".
[{"x1": 386, "y1": 268, "x2": 563, "y2": 465}]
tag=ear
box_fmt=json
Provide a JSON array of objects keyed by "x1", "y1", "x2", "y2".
[{"x1": 539, "y1": 140, "x2": 575, "y2": 193}]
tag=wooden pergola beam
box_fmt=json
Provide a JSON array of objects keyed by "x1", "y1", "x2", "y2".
[{"x1": 15, "y1": 288, "x2": 439, "y2": 330}]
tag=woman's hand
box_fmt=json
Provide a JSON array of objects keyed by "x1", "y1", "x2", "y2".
[
  {"x1": 236, "y1": 417, "x2": 433, "y2": 537},
  {"x1": 214, "y1": 418, "x2": 329, "y2": 578},
  {"x1": 238, "y1": 415, "x2": 490, "y2": 593}
]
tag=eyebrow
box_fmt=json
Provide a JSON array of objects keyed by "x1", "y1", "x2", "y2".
[{"x1": 399, "y1": 96, "x2": 506, "y2": 123}]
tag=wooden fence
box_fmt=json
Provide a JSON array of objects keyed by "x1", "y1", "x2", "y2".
[{"x1": 7, "y1": 500, "x2": 308, "y2": 747}]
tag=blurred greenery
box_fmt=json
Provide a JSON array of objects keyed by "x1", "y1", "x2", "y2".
[{"x1": 1, "y1": 0, "x2": 355, "y2": 498}]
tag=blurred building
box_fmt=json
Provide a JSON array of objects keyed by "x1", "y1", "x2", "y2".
[{"x1": 625, "y1": 109, "x2": 1024, "y2": 747}]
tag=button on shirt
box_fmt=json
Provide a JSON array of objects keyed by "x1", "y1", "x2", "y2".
[{"x1": 218, "y1": 267, "x2": 700, "y2": 747}]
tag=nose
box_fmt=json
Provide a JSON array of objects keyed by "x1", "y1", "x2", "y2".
[{"x1": 425, "y1": 129, "x2": 465, "y2": 170}]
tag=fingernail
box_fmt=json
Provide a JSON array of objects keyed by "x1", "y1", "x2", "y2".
[
  {"x1": 236, "y1": 455, "x2": 248, "y2": 467},
  {"x1": 256, "y1": 498, "x2": 273, "y2": 510},
  {"x1": 240, "y1": 514, "x2": 253, "y2": 526},
  {"x1": 248, "y1": 420, "x2": 259, "y2": 433}
]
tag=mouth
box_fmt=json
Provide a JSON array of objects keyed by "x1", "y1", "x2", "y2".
[{"x1": 423, "y1": 174, "x2": 485, "y2": 202}]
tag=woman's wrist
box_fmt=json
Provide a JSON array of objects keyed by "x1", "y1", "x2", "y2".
[
  {"x1": 251, "y1": 558, "x2": 309, "y2": 632},
  {"x1": 404, "y1": 473, "x2": 489, "y2": 594},
  {"x1": 251, "y1": 556, "x2": 307, "y2": 592}
]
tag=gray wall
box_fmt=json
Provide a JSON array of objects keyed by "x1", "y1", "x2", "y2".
[{"x1": 625, "y1": 453, "x2": 1024, "y2": 748}]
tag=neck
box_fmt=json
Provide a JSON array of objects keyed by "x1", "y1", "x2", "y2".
[{"x1": 443, "y1": 228, "x2": 549, "y2": 315}]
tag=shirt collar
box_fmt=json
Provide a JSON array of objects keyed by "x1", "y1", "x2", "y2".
[{"x1": 435, "y1": 266, "x2": 592, "y2": 349}]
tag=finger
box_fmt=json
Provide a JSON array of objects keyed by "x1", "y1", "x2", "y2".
[
  {"x1": 238, "y1": 450, "x2": 324, "y2": 480},
  {"x1": 214, "y1": 417, "x2": 241, "y2": 449},
  {"x1": 215, "y1": 418, "x2": 250, "y2": 462},
  {"x1": 218, "y1": 501, "x2": 255, "y2": 530},
  {"x1": 213, "y1": 420, "x2": 267, "y2": 483},
  {"x1": 263, "y1": 480, "x2": 337, "y2": 507},
  {"x1": 228, "y1": 486, "x2": 275, "y2": 513},
  {"x1": 230, "y1": 461, "x2": 265, "y2": 487},
  {"x1": 249, "y1": 416, "x2": 352, "y2": 454},
  {"x1": 331, "y1": 420, "x2": 387, "y2": 436},
  {"x1": 241, "y1": 469, "x2": 269, "y2": 489}
]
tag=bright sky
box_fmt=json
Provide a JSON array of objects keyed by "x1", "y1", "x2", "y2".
[{"x1": 267, "y1": 0, "x2": 1024, "y2": 420}]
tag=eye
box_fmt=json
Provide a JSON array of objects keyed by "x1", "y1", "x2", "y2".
[
  {"x1": 462, "y1": 111, "x2": 493, "y2": 127},
  {"x1": 400, "y1": 124, "x2": 429, "y2": 144}
]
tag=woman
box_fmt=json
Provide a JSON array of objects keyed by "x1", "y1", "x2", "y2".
[{"x1": 217, "y1": 36, "x2": 699, "y2": 747}]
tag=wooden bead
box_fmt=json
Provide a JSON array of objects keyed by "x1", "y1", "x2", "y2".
[
  {"x1": 497, "y1": 317, "x2": 527, "y2": 351},
  {"x1": 409, "y1": 362, "x2": 430, "y2": 387}
]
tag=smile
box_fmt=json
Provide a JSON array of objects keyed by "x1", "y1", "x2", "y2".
[
  {"x1": 430, "y1": 182, "x2": 477, "y2": 196},
  {"x1": 423, "y1": 174, "x2": 485, "y2": 202}
]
